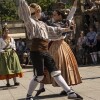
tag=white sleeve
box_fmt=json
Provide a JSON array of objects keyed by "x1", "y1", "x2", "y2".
[
  {"x1": 18, "y1": 0, "x2": 31, "y2": 22},
  {"x1": 46, "y1": 24, "x2": 70, "y2": 41},
  {"x1": 9, "y1": 38, "x2": 16, "y2": 50},
  {"x1": 18, "y1": 0, "x2": 36, "y2": 39},
  {"x1": 45, "y1": 22, "x2": 68, "y2": 36},
  {"x1": 47, "y1": 26, "x2": 62, "y2": 35},
  {"x1": 67, "y1": 7, "x2": 76, "y2": 22},
  {"x1": 0, "y1": 38, "x2": 4, "y2": 52}
]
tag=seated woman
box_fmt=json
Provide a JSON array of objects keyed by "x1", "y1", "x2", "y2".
[{"x1": 86, "y1": 26, "x2": 97, "y2": 64}]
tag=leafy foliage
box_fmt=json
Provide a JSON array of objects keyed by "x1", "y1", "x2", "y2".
[
  {"x1": 26, "y1": 0, "x2": 57, "y2": 11},
  {"x1": 0, "y1": 0, "x2": 72, "y2": 21},
  {"x1": 0, "y1": 0, "x2": 18, "y2": 21}
]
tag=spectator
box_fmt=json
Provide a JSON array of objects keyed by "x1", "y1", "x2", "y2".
[
  {"x1": 96, "y1": 32, "x2": 100, "y2": 63},
  {"x1": 84, "y1": 0, "x2": 96, "y2": 12},
  {"x1": 16, "y1": 38, "x2": 26, "y2": 63},
  {"x1": 0, "y1": 27, "x2": 23, "y2": 87},
  {"x1": 77, "y1": 31, "x2": 87, "y2": 65},
  {"x1": 86, "y1": 26, "x2": 97, "y2": 64}
]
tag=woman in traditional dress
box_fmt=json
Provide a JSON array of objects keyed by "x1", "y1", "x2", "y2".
[
  {"x1": 36, "y1": 0, "x2": 82, "y2": 96},
  {"x1": 0, "y1": 27, "x2": 23, "y2": 87}
]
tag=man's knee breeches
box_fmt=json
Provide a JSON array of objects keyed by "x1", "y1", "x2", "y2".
[
  {"x1": 34, "y1": 70, "x2": 61, "y2": 82},
  {"x1": 51, "y1": 70, "x2": 61, "y2": 77},
  {"x1": 30, "y1": 51, "x2": 61, "y2": 81},
  {"x1": 34, "y1": 75, "x2": 44, "y2": 82}
]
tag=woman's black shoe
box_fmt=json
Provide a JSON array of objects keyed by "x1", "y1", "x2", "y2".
[
  {"x1": 6, "y1": 83, "x2": 11, "y2": 87},
  {"x1": 14, "y1": 82, "x2": 20, "y2": 86},
  {"x1": 60, "y1": 90, "x2": 67, "y2": 95},
  {"x1": 35, "y1": 88, "x2": 45, "y2": 96},
  {"x1": 68, "y1": 92, "x2": 83, "y2": 100}
]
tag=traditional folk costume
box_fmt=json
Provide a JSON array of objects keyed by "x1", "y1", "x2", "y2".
[
  {"x1": 18, "y1": 0, "x2": 83, "y2": 100},
  {"x1": 49, "y1": 35, "x2": 82, "y2": 86},
  {"x1": 0, "y1": 37, "x2": 23, "y2": 80},
  {"x1": 42, "y1": 22, "x2": 82, "y2": 86},
  {"x1": 46, "y1": 21, "x2": 81, "y2": 86},
  {"x1": 42, "y1": 6, "x2": 82, "y2": 86}
]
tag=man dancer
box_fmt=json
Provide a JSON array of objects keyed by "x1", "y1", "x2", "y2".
[{"x1": 18, "y1": 0, "x2": 83, "y2": 100}]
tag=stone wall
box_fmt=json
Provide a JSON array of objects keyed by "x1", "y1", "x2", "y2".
[
  {"x1": 0, "y1": 21, "x2": 26, "y2": 39},
  {"x1": 0, "y1": 21, "x2": 25, "y2": 34}
]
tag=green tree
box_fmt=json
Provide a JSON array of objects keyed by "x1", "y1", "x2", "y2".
[
  {"x1": 26, "y1": 0, "x2": 56, "y2": 11},
  {"x1": 0, "y1": 0, "x2": 18, "y2": 21}
]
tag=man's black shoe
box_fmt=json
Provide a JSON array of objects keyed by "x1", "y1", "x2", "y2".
[{"x1": 35, "y1": 88, "x2": 45, "y2": 96}]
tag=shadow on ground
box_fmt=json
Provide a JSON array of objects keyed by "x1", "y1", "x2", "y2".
[
  {"x1": 82, "y1": 76, "x2": 100, "y2": 80},
  {"x1": 0, "y1": 85, "x2": 17, "y2": 90},
  {"x1": 79, "y1": 64, "x2": 100, "y2": 67},
  {"x1": 18, "y1": 93, "x2": 66, "y2": 100}
]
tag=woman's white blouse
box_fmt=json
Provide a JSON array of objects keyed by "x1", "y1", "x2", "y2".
[{"x1": 0, "y1": 38, "x2": 16, "y2": 52}]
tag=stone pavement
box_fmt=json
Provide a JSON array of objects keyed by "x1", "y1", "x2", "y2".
[{"x1": 0, "y1": 65, "x2": 100, "y2": 100}]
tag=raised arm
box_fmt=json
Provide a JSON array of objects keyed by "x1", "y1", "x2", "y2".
[
  {"x1": 73, "y1": 0, "x2": 78, "y2": 7},
  {"x1": 18, "y1": 0, "x2": 36, "y2": 39},
  {"x1": 67, "y1": 0, "x2": 78, "y2": 22},
  {"x1": 18, "y1": 0, "x2": 31, "y2": 22}
]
